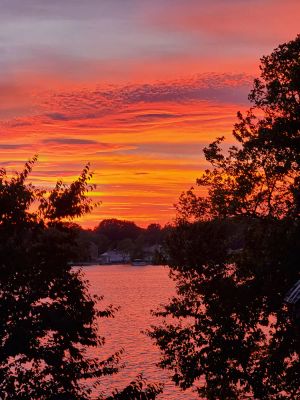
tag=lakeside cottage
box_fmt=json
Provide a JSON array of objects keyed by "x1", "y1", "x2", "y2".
[{"x1": 98, "y1": 250, "x2": 130, "y2": 264}]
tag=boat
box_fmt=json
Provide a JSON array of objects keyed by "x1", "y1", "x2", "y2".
[{"x1": 131, "y1": 259, "x2": 148, "y2": 266}]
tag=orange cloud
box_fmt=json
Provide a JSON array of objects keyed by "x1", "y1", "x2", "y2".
[{"x1": 0, "y1": 72, "x2": 252, "y2": 226}]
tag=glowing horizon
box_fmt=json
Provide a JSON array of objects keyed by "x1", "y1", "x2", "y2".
[{"x1": 1, "y1": 1, "x2": 299, "y2": 227}]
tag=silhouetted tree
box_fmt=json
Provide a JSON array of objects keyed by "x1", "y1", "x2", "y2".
[
  {"x1": 95, "y1": 219, "x2": 142, "y2": 244},
  {"x1": 116, "y1": 238, "x2": 134, "y2": 261},
  {"x1": 149, "y1": 36, "x2": 300, "y2": 399},
  {"x1": 96, "y1": 233, "x2": 111, "y2": 255},
  {"x1": 0, "y1": 159, "x2": 162, "y2": 399},
  {"x1": 144, "y1": 224, "x2": 162, "y2": 245},
  {"x1": 103, "y1": 374, "x2": 163, "y2": 400}
]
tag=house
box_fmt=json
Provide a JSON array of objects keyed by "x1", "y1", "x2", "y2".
[
  {"x1": 98, "y1": 250, "x2": 130, "y2": 264},
  {"x1": 143, "y1": 244, "x2": 162, "y2": 264}
]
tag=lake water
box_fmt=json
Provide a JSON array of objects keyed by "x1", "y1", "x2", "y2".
[{"x1": 83, "y1": 264, "x2": 199, "y2": 399}]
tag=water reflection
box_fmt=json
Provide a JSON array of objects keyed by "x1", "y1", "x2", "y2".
[{"x1": 84, "y1": 264, "x2": 198, "y2": 399}]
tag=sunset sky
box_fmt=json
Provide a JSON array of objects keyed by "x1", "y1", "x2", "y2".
[{"x1": 1, "y1": 0, "x2": 300, "y2": 227}]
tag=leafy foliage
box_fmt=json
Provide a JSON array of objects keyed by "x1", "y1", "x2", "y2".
[
  {"x1": 149, "y1": 36, "x2": 300, "y2": 399},
  {"x1": 0, "y1": 159, "x2": 161, "y2": 399},
  {"x1": 103, "y1": 375, "x2": 163, "y2": 400},
  {"x1": 176, "y1": 37, "x2": 300, "y2": 221},
  {"x1": 92, "y1": 220, "x2": 166, "y2": 264},
  {"x1": 95, "y1": 219, "x2": 142, "y2": 243}
]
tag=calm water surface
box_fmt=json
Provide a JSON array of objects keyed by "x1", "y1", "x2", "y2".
[{"x1": 84, "y1": 264, "x2": 198, "y2": 399}]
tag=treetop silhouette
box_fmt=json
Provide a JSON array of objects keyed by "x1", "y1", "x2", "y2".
[
  {"x1": 149, "y1": 35, "x2": 300, "y2": 400},
  {"x1": 0, "y1": 159, "x2": 162, "y2": 399}
]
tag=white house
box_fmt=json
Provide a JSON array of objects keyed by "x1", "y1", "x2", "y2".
[{"x1": 98, "y1": 250, "x2": 130, "y2": 264}]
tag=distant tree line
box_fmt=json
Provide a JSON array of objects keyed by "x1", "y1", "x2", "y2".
[{"x1": 73, "y1": 218, "x2": 169, "y2": 263}]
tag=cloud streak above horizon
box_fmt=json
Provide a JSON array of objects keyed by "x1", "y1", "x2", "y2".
[{"x1": 0, "y1": 1, "x2": 299, "y2": 226}]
